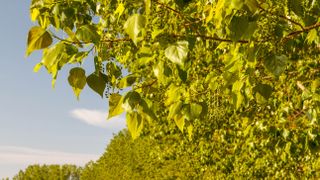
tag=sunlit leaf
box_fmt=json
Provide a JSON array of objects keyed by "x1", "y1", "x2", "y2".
[
  {"x1": 123, "y1": 14, "x2": 145, "y2": 45},
  {"x1": 33, "y1": 63, "x2": 42, "y2": 72},
  {"x1": 174, "y1": 114, "x2": 185, "y2": 132},
  {"x1": 26, "y1": 26, "x2": 52, "y2": 56},
  {"x1": 168, "y1": 101, "x2": 183, "y2": 119},
  {"x1": 76, "y1": 25, "x2": 100, "y2": 44},
  {"x1": 30, "y1": 8, "x2": 40, "y2": 21},
  {"x1": 126, "y1": 112, "x2": 144, "y2": 140},
  {"x1": 306, "y1": 29, "x2": 318, "y2": 45},
  {"x1": 108, "y1": 93, "x2": 124, "y2": 119},
  {"x1": 165, "y1": 41, "x2": 189, "y2": 66},
  {"x1": 115, "y1": 3, "x2": 125, "y2": 21}
]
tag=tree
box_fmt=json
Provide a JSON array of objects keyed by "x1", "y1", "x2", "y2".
[
  {"x1": 27, "y1": 0, "x2": 320, "y2": 178},
  {"x1": 12, "y1": 164, "x2": 82, "y2": 180}
]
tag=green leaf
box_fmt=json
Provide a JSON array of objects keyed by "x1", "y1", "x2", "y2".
[
  {"x1": 245, "y1": 0, "x2": 258, "y2": 12},
  {"x1": 64, "y1": 27, "x2": 82, "y2": 47},
  {"x1": 174, "y1": 114, "x2": 185, "y2": 133},
  {"x1": 41, "y1": 42, "x2": 78, "y2": 87},
  {"x1": 168, "y1": 101, "x2": 183, "y2": 119},
  {"x1": 165, "y1": 41, "x2": 189, "y2": 66},
  {"x1": 68, "y1": 67, "x2": 87, "y2": 99},
  {"x1": 26, "y1": 26, "x2": 52, "y2": 56},
  {"x1": 108, "y1": 93, "x2": 124, "y2": 119},
  {"x1": 118, "y1": 75, "x2": 137, "y2": 88},
  {"x1": 151, "y1": 28, "x2": 164, "y2": 40},
  {"x1": 139, "y1": 99, "x2": 157, "y2": 120},
  {"x1": 190, "y1": 103, "x2": 202, "y2": 118},
  {"x1": 229, "y1": 16, "x2": 249, "y2": 42},
  {"x1": 126, "y1": 112, "x2": 144, "y2": 140},
  {"x1": 123, "y1": 14, "x2": 146, "y2": 45},
  {"x1": 42, "y1": 43, "x2": 77, "y2": 69},
  {"x1": 177, "y1": 66, "x2": 187, "y2": 82},
  {"x1": 232, "y1": 80, "x2": 244, "y2": 92},
  {"x1": 76, "y1": 25, "x2": 100, "y2": 44},
  {"x1": 123, "y1": 91, "x2": 141, "y2": 110},
  {"x1": 106, "y1": 62, "x2": 122, "y2": 79},
  {"x1": 288, "y1": 0, "x2": 304, "y2": 17},
  {"x1": 253, "y1": 83, "x2": 273, "y2": 100},
  {"x1": 231, "y1": 0, "x2": 244, "y2": 10},
  {"x1": 233, "y1": 92, "x2": 244, "y2": 110},
  {"x1": 306, "y1": 29, "x2": 318, "y2": 45},
  {"x1": 264, "y1": 54, "x2": 288, "y2": 76},
  {"x1": 86, "y1": 72, "x2": 106, "y2": 97}
]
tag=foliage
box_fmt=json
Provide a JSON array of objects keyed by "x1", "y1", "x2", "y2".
[
  {"x1": 26, "y1": 0, "x2": 320, "y2": 178},
  {"x1": 80, "y1": 130, "x2": 202, "y2": 179},
  {"x1": 12, "y1": 164, "x2": 82, "y2": 180},
  {"x1": 80, "y1": 130, "x2": 154, "y2": 179}
]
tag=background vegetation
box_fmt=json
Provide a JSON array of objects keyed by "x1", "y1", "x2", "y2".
[{"x1": 12, "y1": 0, "x2": 320, "y2": 179}]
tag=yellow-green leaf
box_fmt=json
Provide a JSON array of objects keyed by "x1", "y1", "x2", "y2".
[
  {"x1": 30, "y1": 8, "x2": 40, "y2": 21},
  {"x1": 174, "y1": 114, "x2": 185, "y2": 133},
  {"x1": 190, "y1": 103, "x2": 202, "y2": 118},
  {"x1": 306, "y1": 29, "x2": 318, "y2": 45},
  {"x1": 126, "y1": 112, "x2": 144, "y2": 140},
  {"x1": 33, "y1": 63, "x2": 42, "y2": 72},
  {"x1": 145, "y1": 0, "x2": 151, "y2": 15},
  {"x1": 108, "y1": 93, "x2": 124, "y2": 119},
  {"x1": 26, "y1": 26, "x2": 52, "y2": 56},
  {"x1": 123, "y1": 14, "x2": 146, "y2": 45},
  {"x1": 165, "y1": 41, "x2": 189, "y2": 66},
  {"x1": 168, "y1": 101, "x2": 183, "y2": 119},
  {"x1": 76, "y1": 25, "x2": 100, "y2": 44},
  {"x1": 68, "y1": 67, "x2": 87, "y2": 99},
  {"x1": 115, "y1": 3, "x2": 125, "y2": 21}
]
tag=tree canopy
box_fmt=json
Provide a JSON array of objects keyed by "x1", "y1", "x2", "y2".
[
  {"x1": 12, "y1": 164, "x2": 82, "y2": 180},
  {"x1": 26, "y1": 0, "x2": 320, "y2": 178}
]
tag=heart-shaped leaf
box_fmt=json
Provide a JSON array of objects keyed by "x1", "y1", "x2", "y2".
[{"x1": 26, "y1": 26, "x2": 52, "y2": 56}]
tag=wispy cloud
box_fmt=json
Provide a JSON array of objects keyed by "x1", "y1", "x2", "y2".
[
  {"x1": 70, "y1": 108, "x2": 126, "y2": 130},
  {"x1": 0, "y1": 146, "x2": 99, "y2": 178},
  {"x1": 0, "y1": 146, "x2": 99, "y2": 165}
]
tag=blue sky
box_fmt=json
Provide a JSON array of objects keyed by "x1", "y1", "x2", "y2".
[{"x1": 0, "y1": 1, "x2": 126, "y2": 178}]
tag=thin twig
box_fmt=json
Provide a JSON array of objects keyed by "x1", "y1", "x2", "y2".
[
  {"x1": 154, "y1": 1, "x2": 182, "y2": 16},
  {"x1": 170, "y1": 34, "x2": 272, "y2": 44},
  {"x1": 51, "y1": 32, "x2": 131, "y2": 44}
]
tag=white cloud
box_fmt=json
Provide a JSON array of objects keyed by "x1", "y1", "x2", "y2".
[
  {"x1": 0, "y1": 146, "x2": 98, "y2": 165},
  {"x1": 70, "y1": 108, "x2": 126, "y2": 130},
  {"x1": 0, "y1": 146, "x2": 100, "y2": 178}
]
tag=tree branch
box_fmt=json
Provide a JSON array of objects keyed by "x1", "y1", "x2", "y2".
[
  {"x1": 170, "y1": 34, "x2": 272, "y2": 44},
  {"x1": 283, "y1": 22, "x2": 320, "y2": 42},
  {"x1": 50, "y1": 32, "x2": 131, "y2": 45}
]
